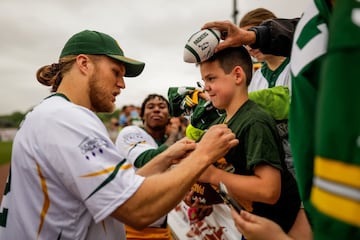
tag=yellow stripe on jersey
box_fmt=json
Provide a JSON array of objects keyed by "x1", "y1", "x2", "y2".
[
  {"x1": 80, "y1": 163, "x2": 133, "y2": 178},
  {"x1": 36, "y1": 163, "x2": 50, "y2": 238},
  {"x1": 312, "y1": 157, "x2": 360, "y2": 227},
  {"x1": 311, "y1": 186, "x2": 360, "y2": 227},
  {"x1": 129, "y1": 141, "x2": 147, "y2": 147},
  {"x1": 85, "y1": 159, "x2": 131, "y2": 200},
  {"x1": 101, "y1": 220, "x2": 107, "y2": 234},
  {"x1": 314, "y1": 157, "x2": 360, "y2": 189},
  {"x1": 125, "y1": 224, "x2": 172, "y2": 239}
]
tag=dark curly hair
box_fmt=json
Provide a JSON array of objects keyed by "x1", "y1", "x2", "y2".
[{"x1": 140, "y1": 94, "x2": 170, "y2": 118}]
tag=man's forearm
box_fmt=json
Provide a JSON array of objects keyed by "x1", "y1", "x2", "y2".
[{"x1": 113, "y1": 148, "x2": 212, "y2": 229}]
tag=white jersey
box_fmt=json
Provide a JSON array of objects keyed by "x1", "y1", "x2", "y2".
[
  {"x1": 248, "y1": 58, "x2": 296, "y2": 177},
  {"x1": 0, "y1": 94, "x2": 144, "y2": 240},
  {"x1": 248, "y1": 58, "x2": 291, "y2": 92},
  {"x1": 115, "y1": 126, "x2": 158, "y2": 170},
  {"x1": 115, "y1": 125, "x2": 167, "y2": 228}
]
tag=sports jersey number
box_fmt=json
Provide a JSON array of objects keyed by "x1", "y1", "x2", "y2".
[
  {"x1": 0, "y1": 168, "x2": 11, "y2": 227},
  {"x1": 290, "y1": 0, "x2": 328, "y2": 77}
]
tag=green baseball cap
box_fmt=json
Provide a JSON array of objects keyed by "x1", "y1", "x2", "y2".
[{"x1": 59, "y1": 30, "x2": 145, "y2": 77}]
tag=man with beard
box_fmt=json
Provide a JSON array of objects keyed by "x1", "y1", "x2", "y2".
[{"x1": 0, "y1": 30, "x2": 238, "y2": 240}]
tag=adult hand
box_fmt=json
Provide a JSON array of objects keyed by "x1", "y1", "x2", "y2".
[
  {"x1": 231, "y1": 209, "x2": 293, "y2": 240},
  {"x1": 165, "y1": 137, "x2": 196, "y2": 165},
  {"x1": 202, "y1": 20, "x2": 256, "y2": 52},
  {"x1": 196, "y1": 124, "x2": 238, "y2": 165},
  {"x1": 198, "y1": 90, "x2": 210, "y2": 101}
]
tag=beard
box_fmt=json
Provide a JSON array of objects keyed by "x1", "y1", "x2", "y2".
[{"x1": 88, "y1": 73, "x2": 115, "y2": 113}]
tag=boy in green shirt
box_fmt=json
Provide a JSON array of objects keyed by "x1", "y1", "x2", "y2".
[{"x1": 195, "y1": 46, "x2": 301, "y2": 233}]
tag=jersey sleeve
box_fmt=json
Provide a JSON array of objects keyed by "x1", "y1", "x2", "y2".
[
  {"x1": 41, "y1": 106, "x2": 145, "y2": 223},
  {"x1": 134, "y1": 145, "x2": 168, "y2": 168},
  {"x1": 313, "y1": 0, "x2": 360, "y2": 235},
  {"x1": 115, "y1": 126, "x2": 158, "y2": 169}
]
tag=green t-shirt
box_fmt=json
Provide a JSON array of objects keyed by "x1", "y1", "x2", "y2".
[{"x1": 214, "y1": 100, "x2": 300, "y2": 232}]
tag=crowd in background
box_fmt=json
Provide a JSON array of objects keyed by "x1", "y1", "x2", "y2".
[
  {"x1": 107, "y1": 104, "x2": 189, "y2": 144},
  {"x1": 2, "y1": 0, "x2": 359, "y2": 239}
]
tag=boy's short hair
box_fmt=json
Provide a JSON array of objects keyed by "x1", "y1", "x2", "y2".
[{"x1": 205, "y1": 46, "x2": 253, "y2": 86}]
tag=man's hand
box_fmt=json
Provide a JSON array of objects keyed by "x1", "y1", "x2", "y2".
[
  {"x1": 164, "y1": 137, "x2": 196, "y2": 165},
  {"x1": 202, "y1": 20, "x2": 256, "y2": 52},
  {"x1": 231, "y1": 209, "x2": 293, "y2": 240},
  {"x1": 195, "y1": 124, "x2": 238, "y2": 165}
]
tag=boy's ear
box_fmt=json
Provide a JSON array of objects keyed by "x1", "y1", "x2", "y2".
[{"x1": 233, "y1": 66, "x2": 246, "y2": 85}]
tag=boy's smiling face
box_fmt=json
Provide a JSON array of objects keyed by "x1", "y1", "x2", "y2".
[{"x1": 200, "y1": 60, "x2": 237, "y2": 110}]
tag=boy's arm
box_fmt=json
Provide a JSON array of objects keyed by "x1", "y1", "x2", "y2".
[{"x1": 199, "y1": 164, "x2": 281, "y2": 205}]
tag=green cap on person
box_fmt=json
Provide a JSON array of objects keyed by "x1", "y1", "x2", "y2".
[{"x1": 60, "y1": 30, "x2": 145, "y2": 77}]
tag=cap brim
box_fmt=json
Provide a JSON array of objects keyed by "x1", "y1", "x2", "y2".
[{"x1": 107, "y1": 54, "x2": 145, "y2": 77}]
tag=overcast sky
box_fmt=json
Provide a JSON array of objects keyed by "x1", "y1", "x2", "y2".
[{"x1": 0, "y1": 0, "x2": 309, "y2": 115}]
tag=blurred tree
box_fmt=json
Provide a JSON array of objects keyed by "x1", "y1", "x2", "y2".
[
  {"x1": 0, "y1": 109, "x2": 122, "y2": 128},
  {"x1": 0, "y1": 112, "x2": 25, "y2": 128}
]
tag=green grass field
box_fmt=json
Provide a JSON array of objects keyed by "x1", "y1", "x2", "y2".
[{"x1": 0, "y1": 141, "x2": 12, "y2": 165}]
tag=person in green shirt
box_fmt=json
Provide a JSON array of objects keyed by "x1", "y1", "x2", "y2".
[
  {"x1": 194, "y1": 45, "x2": 301, "y2": 234},
  {"x1": 203, "y1": 0, "x2": 360, "y2": 239}
]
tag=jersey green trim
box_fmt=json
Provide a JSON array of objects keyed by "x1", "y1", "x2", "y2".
[
  {"x1": 261, "y1": 58, "x2": 290, "y2": 88},
  {"x1": 45, "y1": 93, "x2": 70, "y2": 102},
  {"x1": 85, "y1": 159, "x2": 126, "y2": 200},
  {"x1": 134, "y1": 144, "x2": 168, "y2": 168}
]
